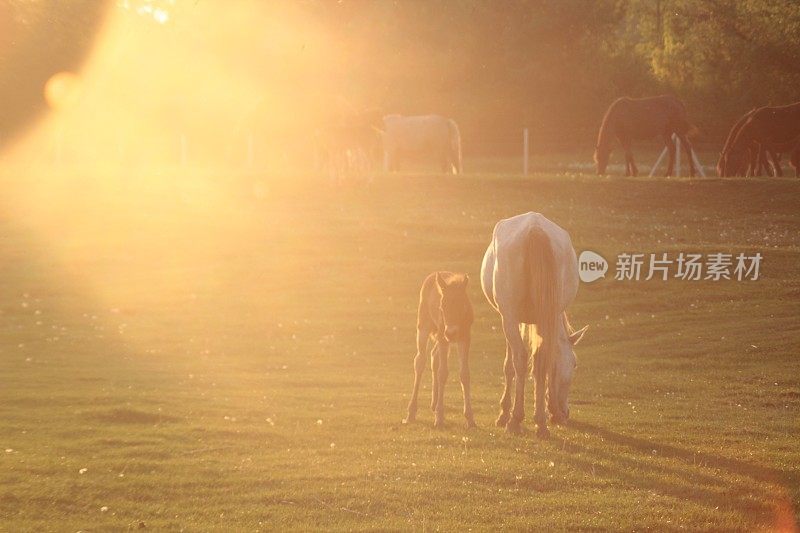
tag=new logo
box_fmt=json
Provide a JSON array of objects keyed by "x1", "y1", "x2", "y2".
[{"x1": 579, "y1": 250, "x2": 608, "y2": 283}]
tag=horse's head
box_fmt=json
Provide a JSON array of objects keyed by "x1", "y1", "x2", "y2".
[
  {"x1": 716, "y1": 151, "x2": 726, "y2": 177},
  {"x1": 549, "y1": 320, "x2": 588, "y2": 423},
  {"x1": 436, "y1": 272, "x2": 471, "y2": 342},
  {"x1": 593, "y1": 145, "x2": 610, "y2": 175},
  {"x1": 722, "y1": 149, "x2": 748, "y2": 177}
]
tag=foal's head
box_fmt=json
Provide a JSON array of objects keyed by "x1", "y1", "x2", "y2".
[{"x1": 436, "y1": 272, "x2": 471, "y2": 342}]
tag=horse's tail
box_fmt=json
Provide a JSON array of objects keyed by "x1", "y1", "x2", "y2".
[
  {"x1": 447, "y1": 118, "x2": 463, "y2": 174},
  {"x1": 526, "y1": 227, "x2": 558, "y2": 382}
]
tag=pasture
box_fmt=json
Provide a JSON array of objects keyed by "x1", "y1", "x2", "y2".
[{"x1": 1, "y1": 170, "x2": 798, "y2": 531}]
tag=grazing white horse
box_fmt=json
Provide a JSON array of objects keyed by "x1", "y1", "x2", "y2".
[
  {"x1": 382, "y1": 114, "x2": 462, "y2": 174},
  {"x1": 480, "y1": 212, "x2": 588, "y2": 437}
]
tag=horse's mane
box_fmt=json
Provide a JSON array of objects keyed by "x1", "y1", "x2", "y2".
[
  {"x1": 718, "y1": 109, "x2": 756, "y2": 175},
  {"x1": 728, "y1": 112, "x2": 758, "y2": 155},
  {"x1": 595, "y1": 98, "x2": 622, "y2": 158},
  {"x1": 721, "y1": 109, "x2": 756, "y2": 156}
]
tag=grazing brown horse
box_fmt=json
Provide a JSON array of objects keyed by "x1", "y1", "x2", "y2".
[
  {"x1": 594, "y1": 95, "x2": 697, "y2": 177},
  {"x1": 724, "y1": 102, "x2": 800, "y2": 177},
  {"x1": 315, "y1": 109, "x2": 384, "y2": 184},
  {"x1": 718, "y1": 108, "x2": 785, "y2": 177},
  {"x1": 404, "y1": 272, "x2": 475, "y2": 428}
]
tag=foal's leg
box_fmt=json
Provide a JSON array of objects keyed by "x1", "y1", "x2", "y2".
[
  {"x1": 503, "y1": 319, "x2": 528, "y2": 434},
  {"x1": 430, "y1": 340, "x2": 441, "y2": 413},
  {"x1": 495, "y1": 343, "x2": 514, "y2": 428},
  {"x1": 663, "y1": 134, "x2": 676, "y2": 177},
  {"x1": 404, "y1": 325, "x2": 431, "y2": 423},
  {"x1": 457, "y1": 338, "x2": 476, "y2": 428},
  {"x1": 434, "y1": 340, "x2": 449, "y2": 428}
]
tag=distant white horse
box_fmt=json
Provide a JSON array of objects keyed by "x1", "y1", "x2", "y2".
[
  {"x1": 382, "y1": 114, "x2": 462, "y2": 174},
  {"x1": 480, "y1": 212, "x2": 588, "y2": 438}
]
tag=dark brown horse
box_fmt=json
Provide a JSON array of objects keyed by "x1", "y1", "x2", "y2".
[
  {"x1": 723, "y1": 102, "x2": 800, "y2": 177},
  {"x1": 404, "y1": 272, "x2": 475, "y2": 428},
  {"x1": 718, "y1": 108, "x2": 786, "y2": 177},
  {"x1": 594, "y1": 95, "x2": 697, "y2": 177}
]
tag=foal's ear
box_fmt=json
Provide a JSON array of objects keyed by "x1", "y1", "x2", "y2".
[
  {"x1": 569, "y1": 325, "x2": 589, "y2": 346},
  {"x1": 435, "y1": 272, "x2": 446, "y2": 292}
]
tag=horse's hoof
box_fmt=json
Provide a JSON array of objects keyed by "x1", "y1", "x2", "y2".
[
  {"x1": 402, "y1": 414, "x2": 415, "y2": 424},
  {"x1": 505, "y1": 420, "x2": 524, "y2": 435},
  {"x1": 433, "y1": 418, "x2": 445, "y2": 429},
  {"x1": 495, "y1": 413, "x2": 510, "y2": 428},
  {"x1": 464, "y1": 418, "x2": 477, "y2": 429},
  {"x1": 536, "y1": 426, "x2": 551, "y2": 439}
]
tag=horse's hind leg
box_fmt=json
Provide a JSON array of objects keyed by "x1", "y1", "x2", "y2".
[
  {"x1": 495, "y1": 344, "x2": 514, "y2": 428},
  {"x1": 503, "y1": 320, "x2": 528, "y2": 434},
  {"x1": 433, "y1": 340, "x2": 449, "y2": 428},
  {"x1": 533, "y1": 347, "x2": 549, "y2": 438},
  {"x1": 404, "y1": 325, "x2": 431, "y2": 423}
]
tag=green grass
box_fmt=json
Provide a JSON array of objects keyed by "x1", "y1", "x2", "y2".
[{"x1": 0, "y1": 170, "x2": 798, "y2": 531}]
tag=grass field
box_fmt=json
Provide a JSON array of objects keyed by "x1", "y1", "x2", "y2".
[{"x1": 0, "y1": 169, "x2": 798, "y2": 531}]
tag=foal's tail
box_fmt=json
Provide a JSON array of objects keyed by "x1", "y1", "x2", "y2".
[
  {"x1": 447, "y1": 119, "x2": 463, "y2": 174},
  {"x1": 526, "y1": 228, "x2": 559, "y2": 381}
]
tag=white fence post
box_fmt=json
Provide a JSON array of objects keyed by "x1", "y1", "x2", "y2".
[{"x1": 523, "y1": 127, "x2": 529, "y2": 176}]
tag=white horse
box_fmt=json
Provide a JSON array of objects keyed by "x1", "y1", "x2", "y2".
[
  {"x1": 480, "y1": 212, "x2": 588, "y2": 437},
  {"x1": 382, "y1": 114, "x2": 462, "y2": 174}
]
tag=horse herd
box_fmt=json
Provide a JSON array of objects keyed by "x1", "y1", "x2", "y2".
[
  {"x1": 317, "y1": 96, "x2": 800, "y2": 181},
  {"x1": 404, "y1": 212, "x2": 587, "y2": 438}
]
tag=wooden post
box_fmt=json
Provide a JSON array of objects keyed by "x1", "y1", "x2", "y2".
[{"x1": 523, "y1": 128, "x2": 529, "y2": 176}]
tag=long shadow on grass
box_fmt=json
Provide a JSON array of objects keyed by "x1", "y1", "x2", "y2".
[
  {"x1": 569, "y1": 421, "x2": 793, "y2": 485},
  {"x1": 561, "y1": 421, "x2": 798, "y2": 525}
]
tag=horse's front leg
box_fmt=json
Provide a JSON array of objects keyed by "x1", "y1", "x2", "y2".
[
  {"x1": 770, "y1": 150, "x2": 783, "y2": 177},
  {"x1": 620, "y1": 139, "x2": 637, "y2": 177},
  {"x1": 678, "y1": 134, "x2": 696, "y2": 177},
  {"x1": 503, "y1": 320, "x2": 528, "y2": 434},
  {"x1": 404, "y1": 325, "x2": 431, "y2": 423},
  {"x1": 495, "y1": 344, "x2": 514, "y2": 428},
  {"x1": 433, "y1": 340, "x2": 449, "y2": 428},
  {"x1": 663, "y1": 134, "x2": 676, "y2": 177},
  {"x1": 456, "y1": 337, "x2": 475, "y2": 428}
]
